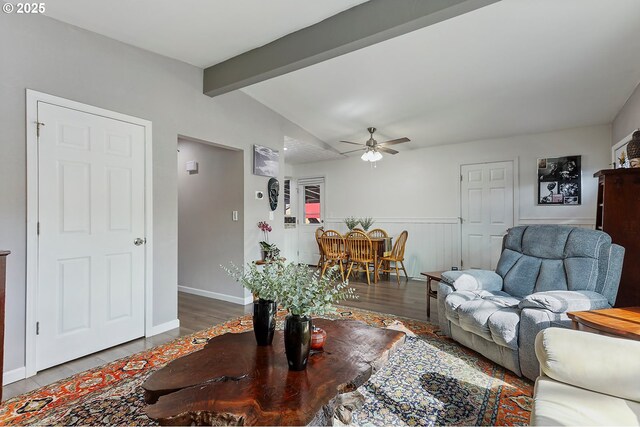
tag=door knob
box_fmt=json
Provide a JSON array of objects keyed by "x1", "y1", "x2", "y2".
[{"x1": 134, "y1": 238, "x2": 146, "y2": 246}]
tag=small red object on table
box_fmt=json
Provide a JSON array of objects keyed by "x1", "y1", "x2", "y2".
[{"x1": 311, "y1": 327, "x2": 327, "y2": 349}]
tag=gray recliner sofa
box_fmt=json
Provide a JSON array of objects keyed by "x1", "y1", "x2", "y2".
[{"x1": 437, "y1": 225, "x2": 625, "y2": 380}]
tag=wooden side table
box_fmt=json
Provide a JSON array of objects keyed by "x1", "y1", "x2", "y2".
[
  {"x1": 567, "y1": 307, "x2": 640, "y2": 341},
  {"x1": 420, "y1": 271, "x2": 444, "y2": 319}
]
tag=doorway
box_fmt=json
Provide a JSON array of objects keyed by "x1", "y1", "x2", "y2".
[
  {"x1": 297, "y1": 178, "x2": 325, "y2": 266},
  {"x1": 26, "y1": 91, "x2": 153, "y2": 374},
  {"x1": 177, "y1": 137, "x2": 245, "y2": 304},
  {"x1": 460, "y1": 161, "x2": 514, "y2": 270}
]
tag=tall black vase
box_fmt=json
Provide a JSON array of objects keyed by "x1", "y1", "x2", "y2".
[
  {"x1": 284, "y1": 314, "x2": 312, "y2": 371},
  {"x1": 253, "y1": 299, "x2": 277, "y2": 346}
]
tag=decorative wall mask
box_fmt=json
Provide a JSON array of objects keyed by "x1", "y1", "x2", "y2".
[{"x1": 268, "y1": 178, "x2": 279, "y2": 211}]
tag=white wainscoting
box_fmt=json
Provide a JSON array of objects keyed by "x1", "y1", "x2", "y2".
[
  {"x1": 324, "y1": 217, "x2": 461, "y2": 278},
  {"x1": 324, "y1": 217, "x2": 596, "y2": 279}
]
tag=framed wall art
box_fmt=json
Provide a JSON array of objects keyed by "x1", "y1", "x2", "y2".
[
  {"x1": 253, "y1": 144, "x2": 279, "y2": 177},
  {"x1": 537, "y1": 155, "x2": 581, "y2": 205}
]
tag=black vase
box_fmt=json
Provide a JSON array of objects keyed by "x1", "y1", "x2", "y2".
[
  {"x1": 284, "y1": 314, "x2": 312, "y2": 371},
  {"x1": 253, "y1": 299, "x2": 277, "y2": 346}
]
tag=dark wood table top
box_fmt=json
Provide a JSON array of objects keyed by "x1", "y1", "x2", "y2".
[
  {"x1": 420, "y1": 271, "x2": 444, "y2": 280},
  {"x1": 0, "y1": 251, "x2": 10, "y2": 256},
  {"x1": 143, "y1": 318, "x2": 406, "y2": 426},
  {"x1": 567, "y1": 307, "x2": 640, "y2": 340}
]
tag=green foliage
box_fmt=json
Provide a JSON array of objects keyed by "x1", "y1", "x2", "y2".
[
  {"x1": 277, "y1": 263, "x2": 358, "y2": 317},
  {"x1": 221, "y1": 260, "x2": 358, "y2": 317},
  {"x1": 359, "y1": 217, "x2": 375, "y2": 231},
  {"x1": 344, "y1": 216, "x2": 359, "y2": 230},
  {"x1": 221, "y1": 260, "x2": 284, "y2": 301}
]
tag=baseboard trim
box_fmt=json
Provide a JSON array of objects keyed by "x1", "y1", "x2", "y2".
[
  {"x1": 178, "y1": 285, "x2": 252, "y2": 305},
  {"x1": 146, "y1": 319, "x2": 180, "y2": 337},
  {"x1": 3, "y1": 366, "x2": 26, "y2": 386}
]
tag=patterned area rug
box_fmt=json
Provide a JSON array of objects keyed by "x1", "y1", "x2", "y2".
[{"x1": 0, "y1": 308, "x2": 532, "y2": 426}]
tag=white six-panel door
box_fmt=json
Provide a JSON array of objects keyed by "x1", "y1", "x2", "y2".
[
  {"x1": 461, "y1": 161, "x2": 514, "y2": 270},
  {"x1": 37, "y1": 102, "x2": 146, "y2": 371}
]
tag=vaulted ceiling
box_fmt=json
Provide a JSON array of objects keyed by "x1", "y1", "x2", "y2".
[
  {"x1": 243, "y1": 0, "x2": 640, "y2": 162},
  {"x1": 40, "y1": 0, "x2": 640, "y2": 164},
  {"x1": 41, "y1": 0, "x2": 368, "y2": 67}
]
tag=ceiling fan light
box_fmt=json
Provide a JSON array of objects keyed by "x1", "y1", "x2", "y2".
[
  {"x1": 372, "y1": 151, "x2": 383, "y2": 161},
  {"x1": 361, "y1": 151, "x2": 369, "y2": 161}
]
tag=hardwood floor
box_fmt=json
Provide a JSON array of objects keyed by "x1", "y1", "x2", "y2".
[{"x1": 2, "y1": 275, "x2": 436, "y2": 401}]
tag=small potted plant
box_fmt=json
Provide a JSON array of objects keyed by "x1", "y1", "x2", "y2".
[
  {"x1": 344, "y1": 216, "x2": 359, "y2": 231},
  {"x1": 276, "y1": 263, "x2": 357, "y2": 371},
  {"x1": 222, "y1": 260, "x2": 284, "y2": 346},
  {"x1": 257, "y1": 221, "x2": 280, "y2": 260},
  {"x1": 359, "y1": 217, "x2": 375, "y2": 231}
]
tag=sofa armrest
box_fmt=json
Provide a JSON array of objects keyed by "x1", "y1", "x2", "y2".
[
  {"x1": 519, "y1": 290, "x2": 610, "y2": 313},
  {"x1": 535, "y1": 328, "x2": 640, "y2": 402},
  {"x1": 441, "y1": 270, "x2": 503, "y2": 292}
]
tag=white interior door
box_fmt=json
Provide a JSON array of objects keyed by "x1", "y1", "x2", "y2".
[
  {"x1": 37, "y1": 102, "x2": 146, "y2": 371},
  {"x1": 461, "y1": 161, "x2": 514, "y2": 270},
  {"x1": 297, "y1": 179, "x2": 324, "y2": 265}
]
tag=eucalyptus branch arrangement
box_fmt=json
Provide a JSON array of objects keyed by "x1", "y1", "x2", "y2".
[
  {"x1": 358, "y1": 217, "x2": 375, "y2": 231},
  {"x1": 221, "y1": 260, "x2": 284, "y2": 302},
  {"x1": 277, "y1": 264, "x2": 358, "y2": 317},
  {"x1": 221, "y1": 260, "x2": 357, "y2": 316}
]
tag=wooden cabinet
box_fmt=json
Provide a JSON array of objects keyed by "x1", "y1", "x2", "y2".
[
  {"x1": 0, "y1": 250, "x2": 9, "y2": 401},
  {"x1": 594, "y1": 169, "x2": 640, "y2": 307}
]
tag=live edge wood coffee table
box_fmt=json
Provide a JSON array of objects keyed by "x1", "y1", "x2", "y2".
[{"x1": 142, "y1": 319, "x2": 406, "y2": 426}]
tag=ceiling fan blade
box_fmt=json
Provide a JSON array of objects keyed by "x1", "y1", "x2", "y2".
[
  {"x1": 378, "y1": 146, "x2": 399, "y2": 155},
  {"x1": 378, "y1": 137, "x2": 410, "y2": 146},
  {"x1": 340, "y1": 148, "x2": 366, "y2": 155},
  {"x1": 339, "y1": 140, "x2": 364, "y2": 146}
]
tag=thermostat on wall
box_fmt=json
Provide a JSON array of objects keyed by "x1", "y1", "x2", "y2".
[{"x1": 255, "y1": 191, "x2": 264, "y2": 200}]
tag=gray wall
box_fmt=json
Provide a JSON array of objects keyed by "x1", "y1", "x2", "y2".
[
  {"x1": 177, "y1": 139, "x2": 244, "y2": 300},
  {"x1": 0, "y1": 13, "x2": 326, "y2": 375},
  {"x1": 613, "y1": 81, "x2": 640, "y2": 144}
]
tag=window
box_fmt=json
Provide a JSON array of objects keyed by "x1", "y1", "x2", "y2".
[
  {"x1": 303, "y1": 184, "x2": 321, "y2": 224},
  {"x1": 284, "y1": 179, "x2": 291, "y2": 216}
]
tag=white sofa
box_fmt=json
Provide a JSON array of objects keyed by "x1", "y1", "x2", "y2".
[{"x1": 531, "y1": 327, "x2": 640, "y2": 426}]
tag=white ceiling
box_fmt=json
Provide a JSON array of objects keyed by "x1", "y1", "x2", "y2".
[
  {"x1": 41, "y1": 0, "x2": 367, "y2": 68},
  {"x1": 40, "y1": 0, "x2": 640, "y2": 165},
  {"x1": 244, "y1": 0, "x2": 640, "y2": 163},
  {"x1": 284, "y1": 136, "x2": 343, "y2": 165}
]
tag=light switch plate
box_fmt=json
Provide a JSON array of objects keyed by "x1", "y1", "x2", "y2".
[{"x1": 232, "y1": 211, "x2": 238, "y2": 221}]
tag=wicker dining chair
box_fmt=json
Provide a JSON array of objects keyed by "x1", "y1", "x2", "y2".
[
  {"x1": 367, "y1": 228, "x2": 388, "y2": 239},
  {"x1": 345, "y1": 230, "x2": 375, "y2": 286},
  {"x1": 315, "y1": 227, "x2": 325, "y2": 268},
  {"x1": 319, "y1": 230, "x2": 347, "y2": 280},
  {"x1": 367, "y1": 228, "x2": 389, "y2": 278},
  {"x1": 377, "y1": 230, "x2": 409, "y2": 284}
]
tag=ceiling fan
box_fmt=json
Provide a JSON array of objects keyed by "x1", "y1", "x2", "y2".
[{"x1": 339, "y1": 127, "x2": 410, "y2": 162}]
